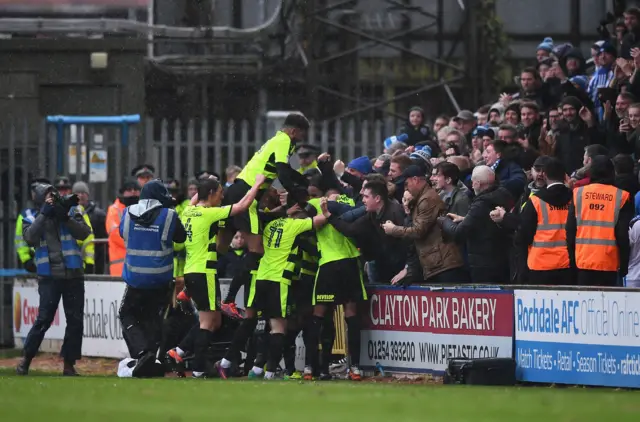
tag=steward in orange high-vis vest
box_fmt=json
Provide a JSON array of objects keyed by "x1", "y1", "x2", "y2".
[
  {"x1": 517, "y1": 158, "x2": 574, "y2": 285},
  {"x1": 567, "y1": 156, "x2": 633, "y2": 287},
  {"x1": 106, "y1": 180, "x2": 140, "y2": 276}
]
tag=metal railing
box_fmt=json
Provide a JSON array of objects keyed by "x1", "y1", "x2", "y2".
[{"x1": 0, "y1": 116, "x2": 402, "y2": 267}]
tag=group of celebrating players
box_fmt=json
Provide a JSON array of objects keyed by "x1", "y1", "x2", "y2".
[{"x1": 173, "y1": 113, "x2": 366, "y2": 380}]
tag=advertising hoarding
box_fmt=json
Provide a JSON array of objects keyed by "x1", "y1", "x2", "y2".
[
  {"x1": 515, "y1": 289, "x2": 640, "y2": 388},
  {"x1": 360, "y1": 287, "x2": 514, "y2": 374}
]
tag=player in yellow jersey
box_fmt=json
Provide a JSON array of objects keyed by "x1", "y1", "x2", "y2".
[
  {"x1": 181, "y1": 174, "x2": 264, "y2": 378},
  {"x1": 304, "y1": 183, "x2": 367, "y2": 381},
  {"x1": 216, "y1": 114, "x2": 311, "y2": 312},
  {"x1": 248, "y1": 205, "x2": 327, "y2": 379}
]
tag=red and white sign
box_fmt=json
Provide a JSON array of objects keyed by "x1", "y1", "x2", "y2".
[
  {"x1": 13, "y1": 279, "x2": 66, "y2": 339},
  {"x1": 361, "y1": 288, "x2": 514, "y2": 373},
  {"x1": 13, "y1": 278, "x2": 129, "y2": 358}
]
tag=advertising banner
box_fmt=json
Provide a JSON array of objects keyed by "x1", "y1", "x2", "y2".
[
  {"x1": 12, "y1": 278, "x2": 305, "y2": 367},
  {"x1": 13, "y1": 278, "x2": 128, "y2": 358},
  {"x1": 515, "y1": 289, "x2": 640, "y2": 388},
  {"x1": 13, "y1": 278, "x2": 66, "y2": 340},
  {"x1": 81, "y1": 281, "x2": 128, "y2": 358},
  {"x1": 360, "y1": 287, "x2": 514, "y2": 374}
]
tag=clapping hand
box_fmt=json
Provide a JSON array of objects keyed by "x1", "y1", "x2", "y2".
[
  {"x1": 490, "y1": 206, "x2": 506, "y2": 223},
  {"x1": 318, "y1": 153, "x2": 331, "y2": 163},
  {"x1": 381, "y1": 220, "x2": 396, "y2": 234},
  {"x1": 320, "y1": 197, "x2": 330, "y2": 217},
  {"x1": 447, "y1": 213, "x2": 464, "y2": 223}
]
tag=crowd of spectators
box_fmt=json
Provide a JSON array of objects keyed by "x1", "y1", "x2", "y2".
[{"x1": 289, "y1": 7, "x2": 640, "y2": 288}]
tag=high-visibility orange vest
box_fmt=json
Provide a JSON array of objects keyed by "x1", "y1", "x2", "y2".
[
  {"x1": 574, "y1": 184, "x2": 629, "y2": 272},
  {"x1": 527, "y1": 195, "x2": 570, "y2": 271},
  {"x1": 106, "y1": 198, "x2": 126, "y2": 276}
]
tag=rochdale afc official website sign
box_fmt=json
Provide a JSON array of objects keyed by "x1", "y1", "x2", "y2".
[
  {"x1": 515, "y1": 289, "x2": 640, "y2": 388},
  {"x1": 360, "y1": 287, "x2": 514, "y2": 374}
]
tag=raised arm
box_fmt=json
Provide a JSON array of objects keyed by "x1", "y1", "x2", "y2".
[{"x1": 230, "y1": 174, "x2": 266, "y2": 216}]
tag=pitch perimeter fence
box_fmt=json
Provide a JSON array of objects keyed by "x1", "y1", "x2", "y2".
[
  {"x1": 2, "y1": 275, "x2": 639, "y2": 389},
  {"x1": 1, "y1": 116, "x2": 400, "y2": 270}
]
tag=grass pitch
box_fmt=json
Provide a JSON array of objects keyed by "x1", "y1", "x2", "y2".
[{"x1": 0, "y1": 370, "x2": 638, "y2": 422}]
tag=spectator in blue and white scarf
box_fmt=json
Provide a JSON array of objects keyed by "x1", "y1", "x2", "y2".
[{"x1": 587, "y1": 41, "x2": 616, "y2": 122}]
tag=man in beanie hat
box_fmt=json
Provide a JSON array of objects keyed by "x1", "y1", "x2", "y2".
[
  {"x1": 409, "y1": 148, "x2": 433, "y2": 176},
  {"x1": 555, "y1": 96, "x2": 600, "y2": 175},
  {"x1": 536, "y1": 37, "x2": 554, "y2": 62},
  {"x1": 397, "y1": 106, "x2": 432, "y2": 146},
  {"x1": 557, "y1": 47, "x2": 587, "y2": 78},
  {"x1": 346, "y1": 156, "x2": 373, "y2": 178},
  {"x1": 488, "y1": 103, "x2": 505, "y2": 126},
  {"x1": 15, "y1": 177, "x2": 51, "y2": 273},
  {"x1": 504, "y1": 102, "x2": 521, "y2": 126}
]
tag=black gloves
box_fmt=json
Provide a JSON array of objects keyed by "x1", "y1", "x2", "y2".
[
  {"x1": 85, "y1": 264, "x2": 95, "y2": 274},
  {"x1": 41, "y1": 203, "x2": 56, "y2": 218}
]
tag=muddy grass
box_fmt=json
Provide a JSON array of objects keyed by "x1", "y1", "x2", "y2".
[
  {"x1": 0, "y1": 352, "x2": 118, "y2": 376},
  {"x1": 0, "y1": 351, "x2": 441, "y2": 383}
]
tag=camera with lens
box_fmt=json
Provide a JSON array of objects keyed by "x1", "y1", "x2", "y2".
[{"x1": 51, "y1": 191, "x2": 79, "y2": 210}]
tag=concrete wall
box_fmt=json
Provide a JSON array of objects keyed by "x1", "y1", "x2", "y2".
[{"x1": 0, "y1": 38, "x2": 146, "y2": 145}]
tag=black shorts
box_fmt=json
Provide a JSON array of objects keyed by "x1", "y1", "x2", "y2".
[
  {"x1": 222, "y1": 179, "x2": 261, "y2": 235},
  {"x1": 293, "y1": 273, "x2": 315, "y2": 308},
  {"x1": 246, "y1": 279, "x2": 291, "y2": 319},
  {"x1": 243, "y1": 269, "x2": 258, "y2": 308},
  {"x1": 314, "y1": 258, "x2": 367, "y2": 305},
  {"x1": 184, "y1": 272, "x2": 220, "y2": 312}
]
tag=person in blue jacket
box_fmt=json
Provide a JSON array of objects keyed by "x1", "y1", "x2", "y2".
[{"x1": 119, "y1": 179, "x2": 187, "y2": 377}]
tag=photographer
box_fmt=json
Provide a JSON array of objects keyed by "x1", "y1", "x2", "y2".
[
  {"x1": 15, "y1": 178, "x2": 50, "y2": 273},
  {"x1": 16, "y1": 183, "x2": 92, "y2": 376}
]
